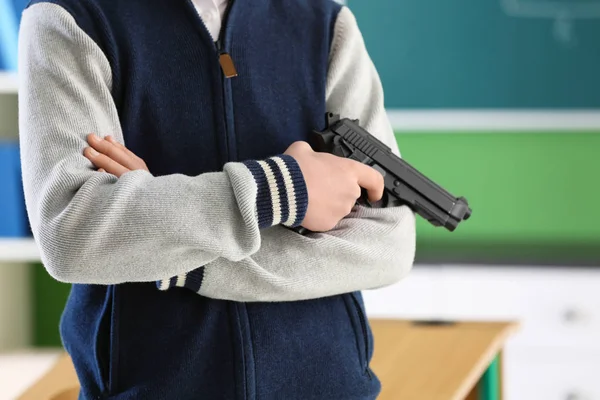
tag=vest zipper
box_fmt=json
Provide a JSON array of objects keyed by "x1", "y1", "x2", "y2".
[
  {"x1": 187, "y1": 0, "x2": 238, "y2": 162},
  {"x1": 215, "y1": 0, "x2": 238, "y2": 162}
]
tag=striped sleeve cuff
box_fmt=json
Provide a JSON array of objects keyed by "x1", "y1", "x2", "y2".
[
  {"x1": 156, "y1": 268, "x2": 205, "y2": 292},
  {"x1": 242, "y1": 154, "x2": 309, "y2": 229}
]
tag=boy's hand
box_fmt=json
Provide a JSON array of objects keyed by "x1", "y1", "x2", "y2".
[
  {"x1": 83, "y1": 134, "x2": 149, "y2": 177},
  {"x1": 285, "y1": 141, "x2": 384, "y2": 232}
]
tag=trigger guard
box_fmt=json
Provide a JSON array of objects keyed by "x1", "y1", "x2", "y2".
[
  {"x1": 356, "y1": 189, "x2": 371, "y2": 208},
  {"x1": 358, "y1": 191, "x2": 394, "y2": 209}
]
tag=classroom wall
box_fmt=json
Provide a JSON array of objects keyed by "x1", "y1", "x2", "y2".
[{"x1": 2, "y1": 0, "x2": 598, "y2": 347}]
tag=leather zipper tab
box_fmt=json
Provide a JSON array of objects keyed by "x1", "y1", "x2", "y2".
[{"x1": 219, "y1": 53, "x2": 238, "y2": 78}]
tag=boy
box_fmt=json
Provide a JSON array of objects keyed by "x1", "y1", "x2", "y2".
[{"x1": 18, "y1": 0, "x2": 416, "y2": 398}]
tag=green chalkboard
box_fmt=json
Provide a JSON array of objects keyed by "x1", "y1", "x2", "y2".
[
  {"x1": 394, "y1": 130, "x2": 600, "y2": 244},
  {"x1": 348, "y1": 0, "x2": 600, "y2": 108}
]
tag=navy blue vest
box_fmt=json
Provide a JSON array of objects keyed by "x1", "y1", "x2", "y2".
[{"x1": 28, "y1": 0, "x2": 381, "y2": 398}]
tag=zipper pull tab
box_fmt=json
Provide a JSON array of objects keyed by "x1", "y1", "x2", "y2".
[{"x1": 219, "y1": 53, "x2": 238, "y2": 78}]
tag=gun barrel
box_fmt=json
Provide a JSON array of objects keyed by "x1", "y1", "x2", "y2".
[{"x1": 322, "y1": 115, "x2": 472, "y2": 231}]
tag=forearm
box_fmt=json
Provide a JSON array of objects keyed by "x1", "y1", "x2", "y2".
[
  {"x1": 325, "y1": 7, "x2": 401, "y2": 156},
  {"x1": 25, "y1": 159, "x2": 276, "y2": 284},
  {"x1": 160, "y1": 204, "x2": 415, "y2": 301},
  {"x1": 18, "y1": 3, "x2": 308, "y2": 284}
]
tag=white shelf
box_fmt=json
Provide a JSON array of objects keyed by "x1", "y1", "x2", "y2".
[
  {"x1": 0, "y1": 72, "x2": 18, "y2": 94},
  {"x1": 0, "y1": 239, "x2": 41, "y2": 263},
  {"x1": 388, "y1": 109, "x2": 600, "y2": 132}
]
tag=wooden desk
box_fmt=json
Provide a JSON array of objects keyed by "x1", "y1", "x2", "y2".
[
  {"x1": 369, "y1": 320, "x2": 519, "y2": 400},
  {"x1": 16, "y1": 320, "x2": 518, "y2": 400}
]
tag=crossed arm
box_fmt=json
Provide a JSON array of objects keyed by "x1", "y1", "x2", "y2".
[{"x1": 18, "y1": 3, "x2": 416, "y2": 302}]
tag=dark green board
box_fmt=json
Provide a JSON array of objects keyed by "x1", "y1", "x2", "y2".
[{"x1": 348, "y1": 0, "x2": 600, "y2": 108}]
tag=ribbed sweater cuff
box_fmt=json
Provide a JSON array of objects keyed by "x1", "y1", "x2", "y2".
[
  {"x1": 156, "y1": 268, "x2": 205, "y2": 292},
  {"x1": 242, "y1": 154, "x2": 308, "y2": 229}
]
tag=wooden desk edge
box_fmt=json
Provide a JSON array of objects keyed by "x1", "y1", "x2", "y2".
[
  {"x1": 453, "y1": 321, "x2": 520, "y2": 400},
  {"x1": 368, "y1": 319, "x2": 521, "y2": 400}
]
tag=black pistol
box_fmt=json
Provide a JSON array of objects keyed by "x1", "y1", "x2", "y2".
[{"x1": 310, "y1": 113, "x2": 471, "y2": 232}]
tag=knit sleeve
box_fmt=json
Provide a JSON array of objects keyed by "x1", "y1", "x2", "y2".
[
  {"x1": 325, "y1": 6, "x2": 401, "y2": 157},
  {"x1": 17, "y1": 2, "x2": 307, "y2": 284},
  {"x1": 156, "y1": 6, "x2": 416, "y2": 301}
]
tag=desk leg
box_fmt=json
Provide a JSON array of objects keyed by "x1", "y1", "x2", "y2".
[
  {"x1": 479, "y1": 354, "x2": 501, "y2": 400},
  {"x1": 498, "y1": 351, "x2": 504, "y2": 400}
]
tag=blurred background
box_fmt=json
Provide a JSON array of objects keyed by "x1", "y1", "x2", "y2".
[{"x1": 1, "y1": 0, "x2": 599, "y2": 399}]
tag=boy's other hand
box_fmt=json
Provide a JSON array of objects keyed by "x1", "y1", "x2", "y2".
[
  {"x1": 284, "y1": 141, "x2": 384, "y2": 232},
  {"x1": 84, "y1": 134, "x2": 149, "y2": 177}
]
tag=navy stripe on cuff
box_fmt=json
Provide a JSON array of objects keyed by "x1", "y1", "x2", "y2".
[
  {"x1": 243, "y1": 159, "x2": 274, "y2": 228},
  {"x1": 181, "y1": 268, "x2": 205, "y2": 293}
]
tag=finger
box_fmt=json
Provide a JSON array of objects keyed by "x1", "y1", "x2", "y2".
[
  {"x1": 84, "y1": 147, "x2": 130, "y2": 177},
  {"x1": 353, "y1": 162, "x2": 385, "y2": 202},
  {"x1": 87, "y1": 134, "x2": 136, "y2": 169},
  {"x1": 98, "y1": 168, "x2": 106, "y2": 173},
  {"x1": 106, "y1": 135, "x2": 140, "y2": 160}
]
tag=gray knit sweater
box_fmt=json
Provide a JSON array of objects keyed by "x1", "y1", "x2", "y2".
[{"x1": 18, "y1": 3, "x2": 416, "y2": 302}]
